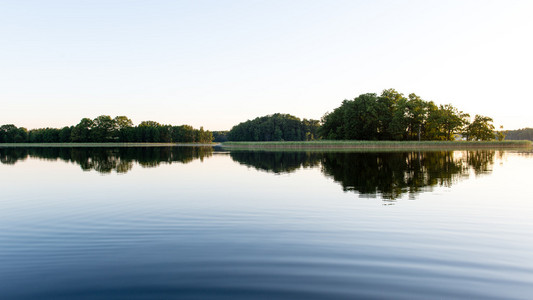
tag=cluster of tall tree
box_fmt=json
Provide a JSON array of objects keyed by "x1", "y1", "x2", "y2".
[
  {"x1": 0, "y1": 124, "x2": 29, "y2": 143},
  {"x1": 227, "y1": 113, "x2": 320, "y2": 141},
  {"x1": 320, "y1": 89, "x2": 498, "y2": 141},
  {"x1": 505, "y1": 128, "x2": 533, "y2": 141},
  {"x1": 0, "y1": 89, "x2": 510, "y2": 143},
  {"x1": 212, "y1": 131, "x2": 229, "y2": 143},
  {"x1": 0, "y1": 115, "x2": 213, "y2": 143}
]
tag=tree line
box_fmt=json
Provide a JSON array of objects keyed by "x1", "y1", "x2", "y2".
[
  {"x1": 224, "y1": 89, "x2": 504, "y2": 142},
  {"x1": 320, "y1": 89, "x2": 500, "y2": 141},
  {"x1": 0, "y1": 89, "x2": 513, "y2": 143},
  {"x1": 2, "y1": 145, "x2": 497, "y2": 200},
  {"x1": 505, "y1": 128, "x2": 533, "y2": 141},
  {"x1": 227, "y1": 113, "x2": 320, "y2": 141},
  {"x1": 0, "y1": 115, "x2": 214, "y2": 143}
]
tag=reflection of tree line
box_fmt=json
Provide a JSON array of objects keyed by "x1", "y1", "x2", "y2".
[
  {"x1": 229, "y1": 151, "x2": 321, "y2": 173},
  {"x1": 321, "y1": 151, "x2": 495, "y2": 200},
  {"x1": 230, "y1": 150, "x2": 496, "y2": 200},
  {"x1": 0, "y1": 147, "x2": 213, "y2": 174},
  {"x1": 1, "y1": 147, "x2": 497, "y2": 200}
]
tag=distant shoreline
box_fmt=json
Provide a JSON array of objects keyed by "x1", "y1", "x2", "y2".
[
  {"x1": 221, "y1": 140, "x2": 532, "y2": 150},
  {"x1": 0, "y1": 143, "x2": 216, "y2": 147},
  {"x1": 1, "y1": 140, "x2": 531, "y2": 150}
]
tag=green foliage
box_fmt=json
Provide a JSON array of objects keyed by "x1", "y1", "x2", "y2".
[
  {"x1": 196, "y1": 127, "x2": 214, "y2": 144},
  {"x1": 59, "y1": 127, "x2": 73, "y2": 142},
  {"x1": 29, "y1": 128, "x2": 61, "y2": 143},
  {"x1": 0, "y1": 88, "x2": 504, "y2": 144},
  {"x1": 113, "y1": 116, "x2": 134, "y2": 142},
  {"x1": 496, "y1": 125, "x2": 506, "y2": 141},
  {"x1": 464, "y1": 115, "x2": 496, "y2": 141},
  {"x1": 92, "y1": 115, "x2": 115, "y2": 142},
  {"x1": 344, "y1": 93, "x2": 380, "y2": 140},
  {"x1": 1, "y1": 116, "x2": 213, "y2": 144},
  {"x1": 71, "y1": 118, "x2": 94, "y2": 142},
  {"x1": 172, "y1": 125, "x2": 195, "y2": 142},
  {"x1": 227, "y1": 113, "x2": 320, "y2": 141},
  {"x1": 437, "y1": 104, "x2": 470, "y2": 140},
  {"x1": 321, "y1": 89, "x2": 475, "y2": 141},
  {"x1": 376, "y1": 89, "x2": 402, "y2": 140},
  {"x1": 212, "y1": 131, "x2": 229, "y2": 142},
  {"x1": 505, "y1": 128, "x2": 533, "y2": 141},
  {"x1": 0, "y1": 124, "x2": 28, "y2": 143},
  {"x1": 114, "y1": 116, "x2": 134, "y2": 129},
  {"x1": 320, "y1": 106, "x2": 344, "y2": 139}
]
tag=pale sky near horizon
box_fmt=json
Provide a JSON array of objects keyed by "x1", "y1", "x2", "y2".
[{"x1": 1, "y1": 0, "x2": 532, "y2": 131}]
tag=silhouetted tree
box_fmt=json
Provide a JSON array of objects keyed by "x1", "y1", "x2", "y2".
[{"x1": 228, "y1": 113, "x2": 320, "y2": 141}]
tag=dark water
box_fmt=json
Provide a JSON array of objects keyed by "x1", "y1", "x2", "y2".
[{"x1": 1, "y1": 147, "x2": 532, "y2": 299}]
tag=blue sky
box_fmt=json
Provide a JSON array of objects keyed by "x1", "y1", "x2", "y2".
[{"x1": 1, "y1": 0, "x2": 532, "y2": 130}]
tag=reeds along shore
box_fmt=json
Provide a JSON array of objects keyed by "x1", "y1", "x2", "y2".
[{"x1": 221, "y1": 140, "x2": 532, "y2": 150}]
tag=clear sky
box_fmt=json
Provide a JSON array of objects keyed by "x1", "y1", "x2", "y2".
[{"x1": 1, "y1": 0, "x2": 532, "y2": 130}]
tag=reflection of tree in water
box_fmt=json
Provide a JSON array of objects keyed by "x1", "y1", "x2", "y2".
[
  {"x1": 321, "y1": 152, "x2": 456, "y2": 200},
  {"x1": 321, "y1": 151, "x2": 495, "y2": 200},
  {"x1": 69, "y1": 148, "x2": 134, "y2": 174},
  {"x1": 465, "y1": 150, "x2": 495, "y2": 175},
  {"x1": 229, "y1": 151, "x2": 321, "y2": 174},
  {"x1": 1, "y1": 147, "x2": 498, "y2": 199},
  {"x1": 230, "y1": 150, "x2": 496, "y2": 200},
  {"x1": 0, "y1": 147, "x2": 213, "y2": 174},
  {"x1": 0, "y1": 147, "x2": 29, "y2": 165}
]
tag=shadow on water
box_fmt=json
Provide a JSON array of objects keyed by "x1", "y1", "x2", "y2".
[{"x1": 1, "y1": 146, "x2": 497, "y2": 200}]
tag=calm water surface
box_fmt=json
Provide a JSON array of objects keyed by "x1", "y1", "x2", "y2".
[{"x1": 1, "y1": 147, "x2": 532, "y2": 299}]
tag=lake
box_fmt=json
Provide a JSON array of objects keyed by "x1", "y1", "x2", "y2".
[{"x1": 1, "y1": 146, "x2": 532, "y2": 299}]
